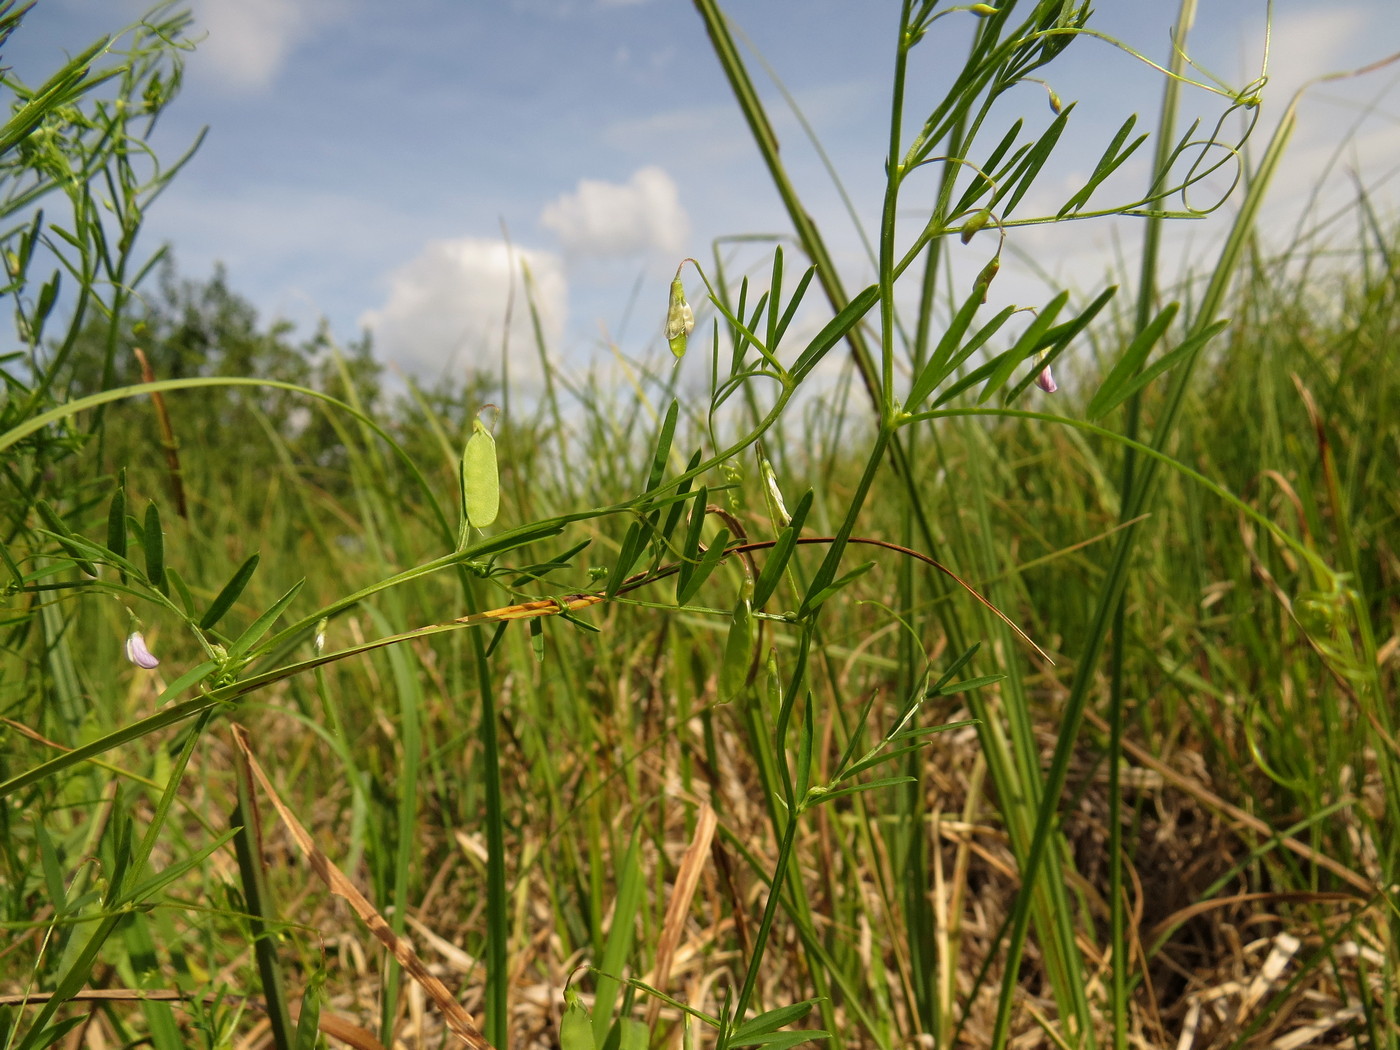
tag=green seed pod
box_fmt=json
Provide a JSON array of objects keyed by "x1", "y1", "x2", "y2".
[
  {"x1": 461, "y1": 417, "x2": 500, "y2": 529},
  {"x1": 759, "y1": 453, "x2": 792, "y2": 527},
  {"x1": 976, "y1": 255, "x2": 1000, "y2": 303},
  {"x1": 560, "y1": 989, "x2": 592, "y2": 1050},
  {"x1": 720, "y1": 597, "x2": 754, "y2": 701},
  {"x1": 665, "y1": 274, "x2": 694, "y2": 359},
  {"x1": 960, "y1": 208, "x2": 992, "y2": 244}
]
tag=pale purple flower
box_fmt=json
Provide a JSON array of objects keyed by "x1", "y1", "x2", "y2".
[
  {"x1": 125, "y1": 631, "x2": 160, "y2": 669},
  {"x1": 1034, "y1": 350, "x2": 1058, "y2": 393}
]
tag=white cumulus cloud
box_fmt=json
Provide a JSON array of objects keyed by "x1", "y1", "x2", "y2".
[
  {"x1": 358, "y1": 238, "x2": 567, "y2": 382},
  {"x1": 540, "y1": 165, "x2": 690, "y2": 259},
  {"x1": 190, "y1": 0, "x2": 345, "y2": 92}
]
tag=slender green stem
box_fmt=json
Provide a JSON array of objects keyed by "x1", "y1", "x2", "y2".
[
  {"x1": 878, "y1": 1, "x2": 914, "y2": 414},
  {"x1": 1107, "y1": 6, "x2": 1197, "y2": 1047},
  {"x1": 726, "y1": 793, "x2": 802, "y2": 1043}
]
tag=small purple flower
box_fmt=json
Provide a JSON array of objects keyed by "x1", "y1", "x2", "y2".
[
  {"x1": 1034, "y1": 350, "x2": 1058, "y2": 393},
  {"x1": 125, "y1": 631, "x2": 160, "y2": 669}
]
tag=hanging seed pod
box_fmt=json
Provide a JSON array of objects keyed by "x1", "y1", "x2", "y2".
[
  {"x1": 665, "y1": 263, "x2": 695, "y2": 359},
  {"x1": 976, "y1": 255, "x2": 1000, "y2": 303}
]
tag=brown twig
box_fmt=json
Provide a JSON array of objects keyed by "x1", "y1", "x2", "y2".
[{"x1": 229, "y1": 725, "x2": 495, "y2": 1050}]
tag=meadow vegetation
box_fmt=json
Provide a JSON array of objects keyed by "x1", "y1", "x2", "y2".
[{"x1": 1, "y1": 3, "x2": 1396, "y2": 1049}]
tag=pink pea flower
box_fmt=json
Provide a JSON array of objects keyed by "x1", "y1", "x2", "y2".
[
  {"x1": 1034, "y1": 350, "x2": 1058, "y2": 393},
  {"x1": 125, "y1": 631, "x2": 160, "y2": 669}
]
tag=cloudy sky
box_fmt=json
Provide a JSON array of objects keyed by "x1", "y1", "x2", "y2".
[{"x1": 10, "y1": 1, "x2": 1400, "y2": 386}]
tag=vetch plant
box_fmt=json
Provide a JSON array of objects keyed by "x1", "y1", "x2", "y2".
[{"x1": 2, "y1": 3, "x2": 1393, "y2": 1050}]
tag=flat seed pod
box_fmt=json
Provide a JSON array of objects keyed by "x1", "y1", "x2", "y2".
[
  {"x1": 720, "y1": 596, "x2": 754, "y2": 700},
  {"x1": 559, "y1": 990, "x2": 592, "y2": 1050},
  {"x1": 462, "y1": 418, "x2": 499, "y2": 529}
]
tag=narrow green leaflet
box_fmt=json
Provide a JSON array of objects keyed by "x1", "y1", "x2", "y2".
[
  {"x1": 105, "y1": 471, "x2": 127, "y2": 569},
  {"x1": 0, "y1": 37, "x2": 115, "y2": 155},
  {"x1": 506, "y1": 539, "x2": 593, "y2": 589},
  {"x1": 993, "y1": 104, "x2": 1074, "y2": 216},
  {"x1": 117, "y1": 829, "x2": 239, "y2": 907},
  {"x1": 772, "y1": 262, "x2": 816, "y2": 347},
  {"x1": 676, "y1": 527, "x2": 730, "y2": 606},
  {"x1": 35, "y1": 500, "x2": 96, "y2": 576},
  {"x1": 977, "y1": 291, "x2": 1068, "y2": 403},
  {"x1": 31, "y1": 272, "x2": 60, "y2": 343},
  {"x1": 15, "y1": 1016, "x2": 85, "y2": 1050},
  {"x1": 466, "y1": 520, "x2": 567, "y2": 562},
  {"x1": 674, "y1": 487, "x2": 709, "y2": 602},
  {"x1": 907, "y1": 272, "x2": 1012, "y2": 409},
  {"x1": 800, "y1": 560, "x2": 876, "y2": 617},
  {"x1": 1086, "y1": 309, "x2": 1229, "y2": 420},
  {"x1": 166, "y1": 567, "x2": 197, "y2": 618},
  {"x1": 795, "y1": 697, "x2": 814, "y2": 798},
  {"x1": 607, "y1": 519, "x2": 649, "y2": 599},
  {"x1": 227, "y1": 578, "x2": 306, "y2": 662},
  {"x1": 1083, "y1": 302, "x2": 1179, "y2": 417},
  {"x1": 999, "y1": 285, "x2": 1116, "y2": 404},
  {"x1": 728, "y1": 998, "x2": 828, "y2": 1048},
  {"x1": 200, "y1": 553, "x2": 260, "y2": 630},
  {"x1": 35, "y1": 823, "x2": 66, "y2": 910},
  {"x1": 644, "y1": 399, "x2": 680, "y2": 494},
  {"x1": 951, "y1": 118, "x2": 1024, "y2": 215},
  {"x1": 839, "y1": 746, "x2": 928, "y2": 785},
  {"x1": 728, "y1": 286, "x2": 771, "y2": 376},
  {"x1": 1058, "y1": 113, "x2": 1148, "y2": 216},
  {"x1": 791, "y1": 284, "x2": 880, "y2": 383},
  {"x1": 804, "y1": 777, "x2": 917, "y2": 809},
  {"x1": 143, "y1": 501, "x2": 166, "y2": 593},
  {"x1": 658, "y1": 448, "x2": 703, "y2": 545},
  {"x1": 752, "y1": 489, "x2": 811, "y2": 610}
]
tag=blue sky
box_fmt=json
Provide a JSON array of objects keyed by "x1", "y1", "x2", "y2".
[{"x1": 10, "y1": 1, "x2": 1400, "y2": 386}]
